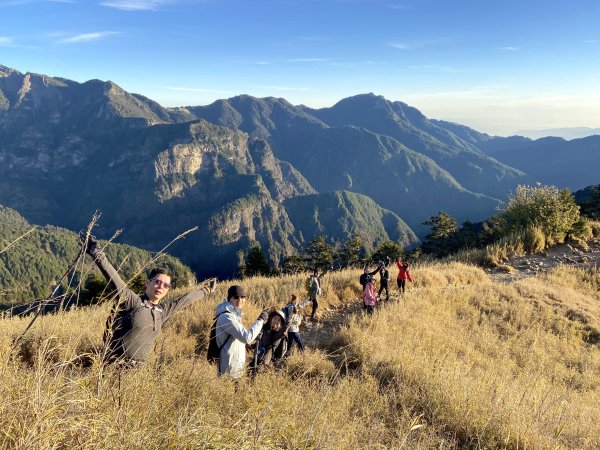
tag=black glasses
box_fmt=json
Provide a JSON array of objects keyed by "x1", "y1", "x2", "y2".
[{"x1": 153, "y1": 279, "x2": 171, "y2": 289}]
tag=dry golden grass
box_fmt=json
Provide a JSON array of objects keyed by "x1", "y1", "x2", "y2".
[{"x1": 0, "y1": 262, "x2": 599, "y2": 448}]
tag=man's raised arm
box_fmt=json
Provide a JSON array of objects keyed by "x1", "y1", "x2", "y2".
[
  {"x1": 161, "y1": 279, "x2": 217, "y2": 321},
  {"x1": 82, "y1": 235, "x2": 136, "y2": 306}
]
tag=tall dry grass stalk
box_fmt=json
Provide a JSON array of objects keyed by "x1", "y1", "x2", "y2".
[{"x1": 0, "y1": 263, "x2": 598, "y2": 448}]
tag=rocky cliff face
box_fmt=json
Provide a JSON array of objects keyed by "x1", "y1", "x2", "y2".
[{"x1": 188, "y1": 95, "x2": 511, "y2": 233}]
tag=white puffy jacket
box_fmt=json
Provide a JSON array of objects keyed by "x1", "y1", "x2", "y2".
[{"x1": 215, "y1": 300, "x2": 264, "y2": 378}]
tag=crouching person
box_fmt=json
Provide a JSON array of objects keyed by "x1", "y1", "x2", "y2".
[
  {"x1": 215, "y1": 285, "x2": 269, "y2": 378},
  {"x1": 249, "y1": 310, "x2": 289, "y2": 374},
  {"x1": 260, "y1": 310, "x2": 289, "y2": 368}
]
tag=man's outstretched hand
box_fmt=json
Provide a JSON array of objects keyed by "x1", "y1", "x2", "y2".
[{"x1": 79, "y1": 231, "x2": 99, "y2": 256}]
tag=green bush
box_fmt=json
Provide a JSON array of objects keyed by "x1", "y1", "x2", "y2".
[{"x1": 504, "y1": 184, "x2": 580, "y2": 245}]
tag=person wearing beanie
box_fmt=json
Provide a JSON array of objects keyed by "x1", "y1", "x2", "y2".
[{"x1": 214, "y1": 285, "x2": 270, "y2": 378}]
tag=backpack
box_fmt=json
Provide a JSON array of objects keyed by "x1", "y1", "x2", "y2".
[
  {"x1": 206, "y1": 311, "x2": 231, "y2": 364},
  {"x1": 306, "y1": 276, "x2": 318, "y2": 296},
  {"x1": 282, "y1": 303, "x2": 296, "y2": 322}
]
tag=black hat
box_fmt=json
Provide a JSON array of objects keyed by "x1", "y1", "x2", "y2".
[{"x1": 227, "y1": 285, "x2": 246, "y2": 299}]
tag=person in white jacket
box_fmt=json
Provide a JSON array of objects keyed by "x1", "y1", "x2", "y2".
[{"x1": 215, "y1": 285, "x2": 269, "y2": 378}]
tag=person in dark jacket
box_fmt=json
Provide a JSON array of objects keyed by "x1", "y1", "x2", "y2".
[
  {"x1": 250, "y1": 310, "x2": 289, "y2": 372},
  {"x1": 378, "y1": 261, "x2": 390, "y2": 301},
  {"x1": 306, "y1": 269, "x2": 321, "y2": 319},
  {"x1": 359, "y1": 264, "x2": 381, "y2": 291},
  {"x1": 83, "y1": 235, "x2": 216, "y2": 366}
]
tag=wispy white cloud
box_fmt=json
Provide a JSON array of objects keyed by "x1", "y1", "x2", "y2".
[
  {"x1": 388, "y1": 42, "x2": 409, "y2": 50},
  {"x1": 499, "y1": 46, "x2": 520, "y2": 51},
  {"x1": 255, "y1": 61, "x2": 270, "y2": 65},
  {"x1": 100, "y1": 0, "x2": 174, "y2": 11},
  {"x1": 388, "y1": 37, "x2": 451, "y2": 50},
  {"x1": 386, "y1": 4, "x2": 411, "y2": 9},
  {"x1": 59, "y1": 31, "x2": 119, "y2": 43},
  {"x1": 251, "y1": 85, "x2": 309, "y2": 92},
  {"x1": 0, "y1": 36, "x2": 14, "y2": 46},
  {"x1": 284, "y1": 58, "x2": 328, "y2": 63},
  {"x1": 583, "y1": 39, "x2": 599, "y2": 44},
  {"x1": 409, "y1": 64, "x2": 465, "y2": 73}
]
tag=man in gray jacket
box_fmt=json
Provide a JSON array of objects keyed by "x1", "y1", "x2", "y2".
[
  {"x1": 84, "y1": 236, "x2": 216, "y2": 365},
  {"x1": 215, "y1": 285, "x2": 269, "y2": 378}
]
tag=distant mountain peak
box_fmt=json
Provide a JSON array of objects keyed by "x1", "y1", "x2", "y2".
[{"x1": 0, "y1": 65, "x2": 21, "y2": 77}]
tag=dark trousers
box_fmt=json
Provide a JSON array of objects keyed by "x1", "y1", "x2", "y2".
[
  {"x1": 310, "y1": 297, "x2": 318, "y2": 318},
  {"x1": 288, "y1": 331, "x2": 304, "y2": 352},
  {"x1": 378, "y1": 282, "x2": 389, "y2": 301},
  {"x1": 397, "y1": 279, "x2": 406, "y2": 293},
  {"x1": 365, "y1": 305, "x2": 374, "y2": 315}
]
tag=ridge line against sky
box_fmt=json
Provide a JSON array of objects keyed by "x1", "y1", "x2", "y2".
[{"x1": 1, "y1": 0, "x2": 599, "y2": 136}]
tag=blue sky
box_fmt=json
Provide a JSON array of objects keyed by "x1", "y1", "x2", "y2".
[{"x1": 1, "y1": 0, "x2": 599, "y2": 135}]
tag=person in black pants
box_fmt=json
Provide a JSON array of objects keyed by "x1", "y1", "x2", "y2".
[{"x1": 378, "y1": 262, "x2": 390, "y2": 301}]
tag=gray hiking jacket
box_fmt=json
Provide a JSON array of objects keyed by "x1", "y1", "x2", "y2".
[
  {"x1": 214, "y1": 300, "x2": 264, "y2": 378},
  {"x1": 95, "y1": 251, "x2": 208, "y2": 363}
]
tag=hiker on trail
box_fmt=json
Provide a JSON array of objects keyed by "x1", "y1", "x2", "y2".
[
  {"x1": 214, "y1": 285, "x2": 270, "y2": 378},
  {"x1": 378, "y1": 261, "x2": 390, "y2": 301},
  {"x1": 251, "y1": 310, "x2": 290, "y2": 370},
  {"x1": 82, "y1": 235, "x2": 217, "y2": 366},
  {"x1": 306, "y1": 269, "x2": 321, "y2": 320},
  {"x1": 395, "y1": 258, "x2": 413, "y2": 295},
  {"x1": 285, "y1": 295, "x2": 305, "y2": 354},
  {"x1": 363, "y1": 277, "x2": 378, "y2": 315},
  {"x1": 359, "y1": 264, "x2": 381, "y2": 291}
]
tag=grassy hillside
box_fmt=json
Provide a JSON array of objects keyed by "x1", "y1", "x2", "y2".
[{"x1": 0, "y1": 260, "x2": 598, "y2": 448}]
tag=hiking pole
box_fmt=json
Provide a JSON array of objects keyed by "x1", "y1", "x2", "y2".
[
  {"x1": 250, "y1": 330, "x2": 263, "y2": 379},
  {"x1": 11, "y1": 245, "x2": 86, "y2": 351}
]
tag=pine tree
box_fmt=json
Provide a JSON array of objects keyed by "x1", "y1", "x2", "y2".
[
  {"x1": 304, "y1": 236, "x2": 334, "y2": 272},
  {"x1": 422, "y1": 211, "x2": 458, "y2": 257},
  {"x1": 242, "y1": 244, "x2": 271, "y2": 277}
]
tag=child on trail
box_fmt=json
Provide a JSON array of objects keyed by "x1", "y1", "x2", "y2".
[
  {"x1": 285, "y1": 295, "x2": 306, "y2": 353},
  {"x1": 363, "y1": 278, "x2": 379, "y2": 315},
  {"x1": 395, "y1": 258, "x2": 413, "y2": 295}
]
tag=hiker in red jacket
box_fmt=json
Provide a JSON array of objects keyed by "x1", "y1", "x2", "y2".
[{"x1": 395, "y1": 258, "x2": 413, "y2": 295}]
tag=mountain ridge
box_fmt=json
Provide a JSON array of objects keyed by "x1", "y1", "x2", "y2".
[{"x1": 1, "y1": 64, "x2": 596, "y2": 277}]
